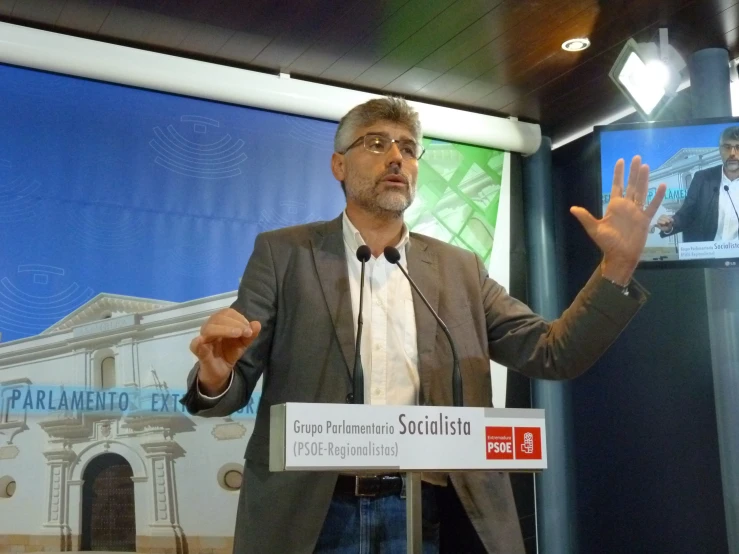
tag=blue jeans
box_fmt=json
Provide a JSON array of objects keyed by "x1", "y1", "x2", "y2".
[{"x1": 314, "y1": 483, "x2": 440, "y2": 553}]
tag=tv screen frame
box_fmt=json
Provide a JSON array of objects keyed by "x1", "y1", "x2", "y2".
[{"x1": 594, "y1": 115, "x2": 739, "y2": 270}]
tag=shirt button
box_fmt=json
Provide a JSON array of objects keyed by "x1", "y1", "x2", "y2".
[
  {"x1": 374, "y1": 344, "x2": 381, "y2": 351},
  {"x1": 374, "y1": 389, "x2": 381, "y2": 395}
]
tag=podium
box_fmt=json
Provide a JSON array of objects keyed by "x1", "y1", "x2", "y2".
[{"x1": 270, "y1": 402, "x2": 547, "y2": 553}]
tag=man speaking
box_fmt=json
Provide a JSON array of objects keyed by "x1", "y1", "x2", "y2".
[
  {"x1": 655, "y1": 125, "x2": 739, "y2": 242},
  {"x1": 180, "y1": 96, "x2": 665, "y2": 553}
]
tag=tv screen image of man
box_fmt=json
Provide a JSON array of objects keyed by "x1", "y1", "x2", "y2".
[
  {"x1": 179, "y1": 96, "x2": 666, "y2": 554},
  {"x1": 655, "y1": 125, "x2": 739, "y2": 243}
]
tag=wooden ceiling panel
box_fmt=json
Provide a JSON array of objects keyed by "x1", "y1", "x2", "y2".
[
  {"x1": 414, "y1": 72, "x2": 478, "y2": 99},
  {"x1": 319, "y1": 0, "x2": 455, "y2": 82},
  {"x1": 394, "y1": 0, "x2": 592, "y2": 108},
  {"x1": 11, "y1": 0, "x2": 64, "y2": 24},
  {"x1": 541, "y1": 77, "x2": 629, "y2": 138},
  {"x1": 705, "y1": 1, "x2": 739, "y2": 52},
  {"x1": 476, "y1": 84, "x2": 526, "y2": 112},
  {"x1": 418, "y1": 0, "x2": 597, "y2": 103},
  {"x1": 288, "y1": 0, "x2": 411, "y2": 75},
  {"x1": 178, "y1": 23, "x2": 234, "y2": 56},
  {"x1": 126, "y1": 0, "x2": 267, "y2": 31},
  {"x1": 725, "y1": 24, "x2": 739, "y2": 53},
  {"x1": 415, "y1": 0, "x2": 534, "y2": 74},
  {"x1": 445, "y1": 78, "x2": 495, "y2": 104},
  {"x1": 440, "y1": 9, "x2": 598, "y2": 107},
  {"x1": 477, "y1": 6, "x2": 601, "y2": 88},
  {"x1": 0, "y1": 1, "x2": 15, "y2": 16},
  {"x1": 98, "y1": 6, "x2": 158, "y2": 42},
  {"x1": 56, "y1": 1, "x2": 114, "y2": 34},
  {"x1": 215, "y1": 31, "x2": 274, "y2": 64},
  {"x1": 452, "y1": 7, "x2": 602, "y2": 110},
  {"x1": 509, "y1": 43, "x2": 623, "y2": 124},
  {"x1": 352, "y1": 0, "x2": 501, "y2": 89},
  {"x1": 386, "y1": 67, "x2": 444, "y2": 95},
  {"x1": 138, "y1": 14, "x2": 196, "y2": 50},
  {"x1": 514, "y1": 51, "x2": 617, "y2": 116},
  {"x1": 249, "y1": 0, "x2": 349, "y2": 69},
  {"x1": 3, "y1": 0, "x2": 739, "y2": 143}
]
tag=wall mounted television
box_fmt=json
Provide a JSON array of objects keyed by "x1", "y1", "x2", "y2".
[{"x1": 595, "y1": 116, "x2": 739, "y2": 269}]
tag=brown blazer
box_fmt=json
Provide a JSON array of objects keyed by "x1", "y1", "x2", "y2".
[{"x1": 180, "y1": 214, "x2": 647, "y2": 553}]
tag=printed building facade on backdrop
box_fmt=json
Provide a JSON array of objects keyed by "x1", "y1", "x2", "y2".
[
  {"x1": 0, "y1": 291, "x2": 254, "y2": 553},
  {"x1": 0, "y1": 62, "x2": 509, "y2": 553}
]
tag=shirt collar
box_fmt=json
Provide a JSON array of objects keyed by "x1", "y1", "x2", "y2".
[
  {"x1": 341, "y1": 210, "x2": 411, "y2": 257},
  {"x1": 722, "y1": 170, "x2": 739, "y2": 185}
]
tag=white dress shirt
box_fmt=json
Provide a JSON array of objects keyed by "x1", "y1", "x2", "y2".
[
  {"x1": 342, "y1": 211, "x2": 419, "y2": 406},
  {"x1": 199, "y1": 212, "x2": 421, "y2": 406},
  {"x1": 714, "y1": 171, "x2": 739, "y2": 241}
]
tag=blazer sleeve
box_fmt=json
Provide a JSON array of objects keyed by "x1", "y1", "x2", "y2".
[
  {"x1": 480, "y1": 256, "x2": 648, "y2": 380},
  {"x1": 661, "y1": 170, "x2": 706, "y2": 237},
  {"x1": 180, "y1": 232, "x2": 278, "y2": 417}
]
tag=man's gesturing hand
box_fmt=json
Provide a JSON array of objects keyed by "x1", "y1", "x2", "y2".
[{"x1": 190, "y1": 308, "x2": 261, "y2": 396}]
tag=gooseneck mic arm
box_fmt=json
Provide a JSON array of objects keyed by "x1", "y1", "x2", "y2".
[
  {"x1": 351, "y1": 245, "x2": 372, "y2": 404},
  {"x1": 383, "y1": 246, "x2": 463, "y2": 407},
  {"x1": 724, "y1": 185, "x2": 739, "y2": 234}
]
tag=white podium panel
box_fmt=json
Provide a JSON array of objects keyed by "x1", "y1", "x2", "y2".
[{"x1": 269, "y1": 403, "x2": 546, "y2": 472}]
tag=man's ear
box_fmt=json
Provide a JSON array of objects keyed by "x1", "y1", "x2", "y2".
[{"x1": 331, "y1": 152, "x2": 346, "y2": 182}]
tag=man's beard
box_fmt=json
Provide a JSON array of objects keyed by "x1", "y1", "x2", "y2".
[
  {"x1": 725, "y1": 158, "x2": 739, "y2": 172},
  {"x1": 345, "y1": 171, "x2": 415, "y2": 218}
]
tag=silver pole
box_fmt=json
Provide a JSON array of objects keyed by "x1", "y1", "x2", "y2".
[{"x1": 405, "y1": 472, "x2": 422, "y2": 554}]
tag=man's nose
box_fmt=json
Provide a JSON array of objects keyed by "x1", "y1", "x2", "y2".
[{"x1": 386, "y1": 142, "x2": 404, "y2": 164}]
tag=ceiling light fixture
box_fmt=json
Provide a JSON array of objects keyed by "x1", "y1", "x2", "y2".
[
  {"x1": 562, "y1": 38, "x2": 590, "y2": 52},
  {"x1": 608, "y1": 28, "x2": 686, "y2": 120}
]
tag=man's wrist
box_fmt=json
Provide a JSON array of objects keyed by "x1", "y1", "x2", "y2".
[
  {"x1": 600, "y1": 259, "x2": 634, "y2": 287},
  {"x1": 197, "y1": 371, "x2": 232, "y2": 397}
]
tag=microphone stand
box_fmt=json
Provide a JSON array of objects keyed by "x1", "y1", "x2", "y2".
[{"x1": 352, "y1": 245, "x2": 371, "y2": 404}]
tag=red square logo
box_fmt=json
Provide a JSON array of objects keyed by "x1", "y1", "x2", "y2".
[
  {"x1": 485, "y1": 426, "x2": 513, "y2": 460},
  {"x1": 514, "y1": 427, "x2": 542, "y2": 460}
]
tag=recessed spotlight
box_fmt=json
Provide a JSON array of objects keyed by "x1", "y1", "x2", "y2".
[{"x1": 562, "y1": 38, "x2": 590, "y2": 52}]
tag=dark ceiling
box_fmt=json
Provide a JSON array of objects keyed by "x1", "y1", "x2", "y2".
[{"x1": 1, "y1": 0, "x2": 738, "y2": 144}]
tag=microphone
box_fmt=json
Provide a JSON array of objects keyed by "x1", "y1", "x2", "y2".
[
  {"x1": 351, "y1": 245, "x2": 371, "y2": 404},
  {"x1": 723, "y1": 185, "x2": 739, "y2": 234},
  {"x1": 383, "y1": 246, "x2": 463, "y2": 407}
]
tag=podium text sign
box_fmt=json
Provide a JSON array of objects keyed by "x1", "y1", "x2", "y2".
[
  {"x1": 270, "y1": 403, "x2": 547, "y2": 553},
  {"x1": 270, "y1": 403, "x2": 546, "y2": 472}
]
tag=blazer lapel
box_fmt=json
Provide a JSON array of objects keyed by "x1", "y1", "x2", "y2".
[
  {"x1": 311, "y1": 216, "x2": 355, "y2": 379},
  {"x1": 709, "y1": 170, "x2": 722, "y2": 238},
  {"x1": 407, "y1": 234, "x2": 439, "y2": 404}
]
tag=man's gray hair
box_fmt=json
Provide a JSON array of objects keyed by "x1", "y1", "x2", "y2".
[
  {"x1": 334, "y1": 96, "x2": 422, "y2": 153},
  {"x1": 720, "y1": 126, "x2": 739, "y2": 143}
]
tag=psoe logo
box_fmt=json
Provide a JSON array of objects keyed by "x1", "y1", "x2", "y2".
[
  {"x1": 514, "y1": 427, "x2": 542, "y2": 460},
  {"x1": 485, "y1": 426, "x2": 513, "y2": 460},
  {"x1": 485, "y1": 426, "x2": 543, "y2": 460}
]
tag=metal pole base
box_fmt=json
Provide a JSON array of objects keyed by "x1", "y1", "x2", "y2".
[{"x1": 405, "y1": 472, "x2": 422, "y2": 554}]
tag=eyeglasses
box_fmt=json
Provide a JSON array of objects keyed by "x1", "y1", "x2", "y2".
[
  {"x1": 720, "y1": 144, "x2": 739, "y2": 153},
  {"x1": 342, "y1": 134, "x2": 425, "y2": 160}
]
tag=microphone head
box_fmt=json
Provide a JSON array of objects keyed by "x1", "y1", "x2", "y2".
[
  {"x1": 383, "y1": 246, "x2": 401, "y2": 264},
  {"x1": 356, "y1": 245, "x2": 371, "y2": 263},
  {"x1": 725, "y1": 185, "x2": 731, "y2": 192}
]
